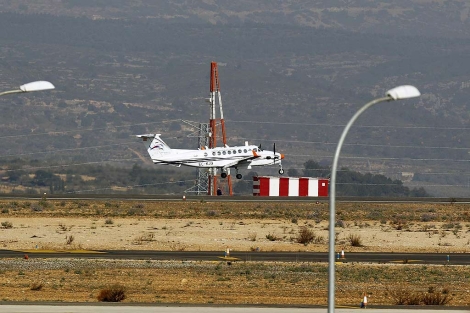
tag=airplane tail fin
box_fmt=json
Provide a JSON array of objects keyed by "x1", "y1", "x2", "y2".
[{"x1": 136, "y1": 134, "x2": 171, "y2": 155}]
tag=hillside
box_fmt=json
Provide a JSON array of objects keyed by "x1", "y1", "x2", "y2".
[
  {"x1": 0, "y1": 1, "x2": 468, "y2": 196},
  {"x1": 3, "y1": 0, "x2": 470, "y2": 38}
]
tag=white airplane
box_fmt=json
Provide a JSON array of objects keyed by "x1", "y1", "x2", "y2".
[{"x1": 136, "y1": 134, "x2": 285, "y2": 179}]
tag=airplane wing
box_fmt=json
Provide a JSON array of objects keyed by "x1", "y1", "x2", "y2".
[
  {"x1": 151, "y1": 150, "x2": 261, "y2": 168},
  {"x1": 221, "y1": 151, "x2": 260, "y2": 169}
]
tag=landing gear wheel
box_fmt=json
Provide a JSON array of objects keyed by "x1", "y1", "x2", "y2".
[
  {"x1": 236, "y1": 173, "x2": 242, "y2": 179},
  {"x1": 278, "y1": 168, "x2": 284, "y2": 175},
  {"x1": 221, "y1": 172, "x2": 227, "y2": 178}
]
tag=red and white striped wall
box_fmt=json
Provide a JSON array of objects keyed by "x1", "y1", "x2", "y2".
[{"x1": 253, "y1": 176, "x2": 329, "y2": 197}]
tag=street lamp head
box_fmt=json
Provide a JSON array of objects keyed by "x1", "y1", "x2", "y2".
[
  {"x1": 19, "y1": 81, "x2": 55, "y2": 93},
  {"x1": 386, "y1": 85, "x2": 420, "y2": 101}
]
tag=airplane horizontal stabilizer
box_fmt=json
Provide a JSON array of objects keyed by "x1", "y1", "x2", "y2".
[{"x1": 136, "y1": 134, "x2": 158, "y2": 140}]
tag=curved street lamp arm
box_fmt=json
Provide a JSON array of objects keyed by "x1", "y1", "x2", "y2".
[
  {"x1": 0, "y1": 89, "x2": 23, "y2": 97},
  {"x1": 327, "y1": 95, "x2": 391, "y2": 313}
]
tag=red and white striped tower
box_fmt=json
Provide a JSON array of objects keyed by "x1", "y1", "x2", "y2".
[{"x1": 208, "y1": 62, "x2": 233, "y2": 196}]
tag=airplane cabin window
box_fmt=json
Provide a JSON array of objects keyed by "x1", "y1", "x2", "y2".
[
  {"x1": 212, "y1": 152, "x2": 216, "y2": 156},
  {"x1": 222, "y1": 151, "x2": 226, "y2": 155},
  {"x1": 227, "y1": 151, "x2": 231, "y2": 155},
  {"x1": 204, "y1": 153, "x2": 208, "y2": 157},
  {"x1": 233, "y1": 150, "x2": 236, "y2": 154},
  {"x1": 244, "y1": 149, "x2": 247, "y2": 153},
  {"x1": 253, "y1": 148, "x2": 257, "y2": 152},
  {"x1": 217, "y1": 151, "x2": 221, "y2": 155},
  {"x1": 238, "y1": 149, "x2": 242, "y2": 153}
]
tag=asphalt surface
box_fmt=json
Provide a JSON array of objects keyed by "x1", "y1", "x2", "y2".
[
  {"x1": 1, "y1": 194, "x2": 470, "y2": 203},
  {"x1": 0, "y1": 304, "x2": 468, "y2": 313},
  {"x1": 1, "y1": 250, "x2": 468, "y2": 264}
]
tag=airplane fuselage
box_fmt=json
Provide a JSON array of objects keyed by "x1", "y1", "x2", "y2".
[
  {"x1": 137, "y1": 133, "x2": 285, "y2": 178},
  {"x1": 150, "y1": 145, "x2": 282, "y2": 169}
]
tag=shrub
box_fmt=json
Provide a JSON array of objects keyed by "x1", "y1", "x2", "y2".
[
  {"x1": 1, "y1": 221, "x2": 13, "y2": 229},
  {"x1": 265, "y1": 233, "x2": 281, "y2": 241},
  {"x1": 127, "y1": 207, "x2": 145, "y2": 216},
  {"x1": 348, "y1": 233, "x2": 363, "y2": 247},
  {"x1": 97, "y1": 284, "x2": 126, "y2": 302},
  {"x1": 389, "y1": 286, "x2": 452, "y2": 305},
  {"x1": 133, "y1": 232, "x2": 155, "y2": 244},
  {"x1": 248, "y1": 232, "x2": 257, "y2": 241},
  {"x1": 389, "y1": 286, "x2": 420, "y2": 305},
  {"x1": 31, "y1": 204, "x2": 43, "y2": 212},
  {"x1": 65, "y1": 235, "x2": 74, "y2": 245},
  {"x1": 297, "y1": 226, "x2": 315, "y2": 245},
  {"x1": 105, "y1": 218, "x2": 114, "y2": 225},
  {"x1": 420, "y1": 213, "x2": 436, "y2": 222},
  {"x1": 58, "y1": 223, "x2": 69, "y2": 232},
  {"x1": 335, "y1": 220, "x2": 346, "y2": 228},
  {"x1": 206, "y1": 210, "x2": 218, "y2": 217},
  {"x1": 422, "y1": 288, "x2": 452, "y2": 305},
  {"x1": 30, "y1": 282, "x2": 44, "y2": 291}
]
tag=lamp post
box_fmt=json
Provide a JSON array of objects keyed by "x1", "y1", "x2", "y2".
[
  {"x1": 327, "y1": 85, "x2": 421, "y2": 313},
  {"x1": 0, "y1": 81, "x2": 55, "y2": 97}
]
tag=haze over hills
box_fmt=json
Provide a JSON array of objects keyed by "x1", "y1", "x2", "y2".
[
  {"x1": 3, "y1": 0, "x2": 470, "y2": 38},
  {"x1": 0, "y1": 0, "x2": 468, "y2": 196}
]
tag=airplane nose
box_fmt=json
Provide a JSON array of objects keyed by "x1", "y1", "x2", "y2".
[{"x1": 280, "y1": 153, "x2": 285, "y2": 159}]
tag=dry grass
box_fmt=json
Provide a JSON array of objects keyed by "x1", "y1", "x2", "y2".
[
  {"x1": 0, "y1": 199, "x2": 468, "y2": 223},
  {"x1": 388, "y1": 285, "x2": 452, "y2": 305},
  {"x1": 0, "y1": 199, "x2": 469, "y2": 306},
  {"x1": 0, "y1": 260, "x2": 468, "y2": 306}
]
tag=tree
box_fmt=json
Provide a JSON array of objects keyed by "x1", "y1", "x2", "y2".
[{"x1": 303, "y1": 160, "x2": 330, "y2": 178}]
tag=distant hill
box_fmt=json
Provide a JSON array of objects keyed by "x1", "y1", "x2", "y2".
[
  {"x1": 2, "y1": 0, "x2": 470, "y2": 38},
  {"x1": 0, "y1": 1, "x2": 468, "y2": 196}
]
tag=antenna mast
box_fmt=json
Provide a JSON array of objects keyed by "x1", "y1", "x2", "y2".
[{"x1": 208, "y1": 62, "x2": 233, "y2": 196}]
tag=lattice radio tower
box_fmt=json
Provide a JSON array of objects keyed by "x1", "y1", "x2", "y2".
[{"x1": 182, "y1": 120, "x2": 210, "y2": 195}]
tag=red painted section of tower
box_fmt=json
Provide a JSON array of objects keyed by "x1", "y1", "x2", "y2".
[{"x1": 208, "y1": 61, "x2": 232, "y2": 196}]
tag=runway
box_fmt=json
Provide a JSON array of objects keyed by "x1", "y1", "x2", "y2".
[
  {"x1": 0, "y1": 304, "x2": 468, "y2": 313},
  {"x1": 1, "y1": 250, "x2": 468, "y2": 265},
  {"x1": 1, "y1": 194, "x2": 470, "y2": 203}
]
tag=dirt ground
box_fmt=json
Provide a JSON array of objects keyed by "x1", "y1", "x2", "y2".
[
  {"x1": 0, "y1": 199, "x2": 469, "y2": 306},
  {"x1": 1, "y1": 216, "x2": 469, "y2": 253}
]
